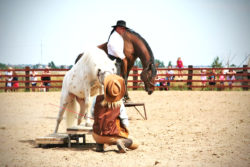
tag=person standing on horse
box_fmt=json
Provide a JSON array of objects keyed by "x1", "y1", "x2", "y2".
[
  {"x1": 107, "y1": 20, "x2": 128, "y2": 75},
  {"x1": 91, "y1": 74, "x2": 138, "y2": 153}
]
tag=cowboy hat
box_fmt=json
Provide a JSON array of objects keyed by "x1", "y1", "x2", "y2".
[
  {"x1": 112, "y1": 20, "x2": 128, "y2": 29},
  {"x1": 104, "y1": 74, "x2": 125, "y2": 102}
]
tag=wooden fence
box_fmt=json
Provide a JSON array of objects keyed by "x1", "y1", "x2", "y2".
[{"x1": 0, "y1": 65, "x2": 249, "y2": 92}]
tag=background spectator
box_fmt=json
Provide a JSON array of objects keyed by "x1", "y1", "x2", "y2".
[
  {"x1": 40, "y1": 66, "x2": 51, "y2": 92},
  {"x1": 5, "y1": 67, "x2": 13, "y2": 92},
  {"x1": 12, "y1": 70, "x2": 19, "y2": 92},
  {"x1": 219, "y1": 70, "x2": 225, "y2": 90},
  {"x1": 227, "y1": 69, "x2": 236, "y2": 90},
  {"x1": 208, "y1": 69, "x2": 216, "y2": 90},
  {"x1": 176, "y1": 57, "x2": 184, "y2": 80},
  {"x1": 30, "y1": 70, "x2": 38, "y2": 92},
  {"x1": 166, "y1": 65, "x2": 175, "y2": 90},
  {"x1": 159, "y1": 78, "x2": 166, "y2": 91},
  {"x1": 200, "y1": 69, "x2": 207, "y2": 90}
]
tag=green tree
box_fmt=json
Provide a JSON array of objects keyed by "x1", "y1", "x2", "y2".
[
  {"x1": 68, "y1": 65, "x2": 73, "y2": 69},
  {"x1": 155, "y1": 59, "x2": 165, "y2": 67},
  {"x1": 48, "y1": 61, "x2": 57, "y2": 69},
  {"x1": 230, "y1": 64, "x2": 236, "y2": 67},
  {"x1": 167, "y1": 61, "x2": 172, "y2": 67},
  {"x1": 134, "y1": 59, "x2": 142, "y2": 68},
  {"x1": 0, "y1": 62, "x2": 8, "y2": 69},
  {"x1": 211, "y1": 56, "x2": 223, "y2": 68},
  {"x1": 32, "y1": 64, "x2": 40, "y2": 69},
  {"x1": 134, "y1": 58, "x2": 165, "y2": 68}
]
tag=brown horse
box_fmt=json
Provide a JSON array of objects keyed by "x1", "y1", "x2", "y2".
[{"x1": 98, "y1": 28, "x2": 157, "y2": 100}]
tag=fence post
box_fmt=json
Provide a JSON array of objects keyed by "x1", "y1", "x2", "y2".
[
  {"x1": 187, "y1": 65, "x2": 193, "y2": 90},
  {"x1": 133, "y1": 66, "x2": 138, "y2": 90},
  {"x1": 242, "y1": 65, "x2": 248, "y2": 91},
  {"x1": 25, "y1": 66, "x2": 30, "y2": 92}
]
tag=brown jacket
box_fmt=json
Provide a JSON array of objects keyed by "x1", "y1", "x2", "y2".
[{"x1": 93, "y1": 95, "x2": 128, "y2": 138}]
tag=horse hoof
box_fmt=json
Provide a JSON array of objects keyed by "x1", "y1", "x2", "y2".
[
  {"x1": 85, "y1": 122, "x2": 93, "y2": 127},
  {"x1": 124, "y1": 97, "x2": 132, "y2": 103}
]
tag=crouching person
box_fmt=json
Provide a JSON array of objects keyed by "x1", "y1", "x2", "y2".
[{"x1": 91, "y1": 74, "x2": 138, "y2": 153}]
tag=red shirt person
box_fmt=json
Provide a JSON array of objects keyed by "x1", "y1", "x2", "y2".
[{"x1": 176, "y1": 57, "x2": 184, "y2": 79}]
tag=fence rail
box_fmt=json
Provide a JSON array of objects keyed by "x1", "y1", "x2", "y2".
[{"x1": 0, "y1": 65, "x2": 249, "y2": 92}]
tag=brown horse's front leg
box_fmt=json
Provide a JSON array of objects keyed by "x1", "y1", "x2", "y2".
[
  {"x1": 124, "y1": 76, "x2": 131, "y2": 102},
  {"x1": 122, "y1": 59, "x2": 131, "y2": 102}
]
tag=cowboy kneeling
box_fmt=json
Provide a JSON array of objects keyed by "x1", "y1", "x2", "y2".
[{"x1": 90, "y1": 74, "x2": 138, "y2": 153}]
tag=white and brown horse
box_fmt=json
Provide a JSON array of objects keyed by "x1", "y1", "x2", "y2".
[{"x1": 54, "y1": 47, "x2": 116, "y2": 133}]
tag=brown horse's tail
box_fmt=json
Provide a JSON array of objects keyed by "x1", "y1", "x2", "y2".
[{"x1": 75, "y1": 53, "x2": 84, "y2": 64}]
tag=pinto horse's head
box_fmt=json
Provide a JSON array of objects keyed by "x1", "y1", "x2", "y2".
[
  {"x1": 97, "y1": 62, "x2": 117, "y2": 85},
  {"x1": 140, "y1": 63, "x2": 157, "y2": 95}
]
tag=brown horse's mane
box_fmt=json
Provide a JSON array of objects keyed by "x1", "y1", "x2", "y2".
[
  {"x1": 124, "y1": 28, "x2": 157, "y2": 79},
  {"x1": 125, "y1": 28, "x2": 155, "y2": 63},
  {"x1": 107, "y1": 28, "x2": 155, "y2": 65}
]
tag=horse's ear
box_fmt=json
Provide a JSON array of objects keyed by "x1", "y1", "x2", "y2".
[{"x1": 75, "y1": 53, "x2": 83, "y2": 64}]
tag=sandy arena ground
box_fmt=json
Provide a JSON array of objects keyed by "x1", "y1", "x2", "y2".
[{"x1": 0, "y1": 91, "x2": 249, "y2": 167}]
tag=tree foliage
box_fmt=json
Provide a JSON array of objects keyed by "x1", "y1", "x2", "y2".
[
  {"x1": 0, "y1": 63, "x2": 8, "y2": 69},
  {"x1": 134, "y1": 58, "x2": 165, "y2": 68},
  {"x1": 167, "y1": 61, "x2": 172, "y2": 67},
  {"x1": 155, "y1": 59, "x2": 165, "y2": 67},
  {"x1": 230, "y1": 64, "x2": 236, "y2": 67},
  {"x1": 211, "y1": 56, "x2": 223, "y2": 68},
  {"x1": 48, "y1": 61, "x2": 57, "y2": 69},
  {"x1": 134, "y1": 59, "x2": 142, "y2": 68}
]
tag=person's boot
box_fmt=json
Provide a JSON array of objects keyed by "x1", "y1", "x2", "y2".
[
  {"x1": 116, "y1": 139, "x2": 127, "y2": 153},
  {"x1": 96, "y1": 143, "x2": 104, "y2": 152},
  {"x1": 128, "y1": 142, "x2": 139, "y2": 150},
  {"x1": 124, "y1": 138, "x2": 139, "y2": 150},
  {"x1": 116, "y1": 138, "x2": 138, "y2": 153},
  {"x1": 123, "y1": 95, "x2": 131, "y2": 102}
]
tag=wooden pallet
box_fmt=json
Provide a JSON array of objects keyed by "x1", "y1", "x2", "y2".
[
  {"x1": 67, "y1": 125, "x2": 93, "y2": 148},
  {"x1": 35, "y1": 133, "x2": 68, "y2": 146}
]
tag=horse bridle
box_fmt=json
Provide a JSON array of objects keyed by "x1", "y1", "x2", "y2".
[{"x1": 141, "y1": 63, "x2": 156, "y2": 87}]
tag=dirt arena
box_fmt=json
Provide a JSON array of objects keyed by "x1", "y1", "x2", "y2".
[{"x1": 0, "y1": 91, "x2": 249, "y2": 167}]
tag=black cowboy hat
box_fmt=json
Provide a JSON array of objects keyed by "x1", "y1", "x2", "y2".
[{"x1": 112, "y1": 20, "x2": 128, "y2": 28}]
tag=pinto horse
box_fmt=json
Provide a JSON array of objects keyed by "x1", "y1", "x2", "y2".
[
  {"x1": 54, "y1": 47, "x2": 116, "y2": 133},
  {"x1": 98, "y1": 28, "x2": 157, "y2": 100}
]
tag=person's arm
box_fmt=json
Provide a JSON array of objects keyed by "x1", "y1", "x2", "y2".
[
  {"x1": 90, "y1": 96, "x2": 97, "y2": 118},
  {"x1": 119, "y1": 103, "x2": 129, "y2": 127}
]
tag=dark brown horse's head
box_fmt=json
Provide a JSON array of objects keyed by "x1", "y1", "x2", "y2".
[{"x1": 140, "y1": 63, "x2": 157, "y2": 95}]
